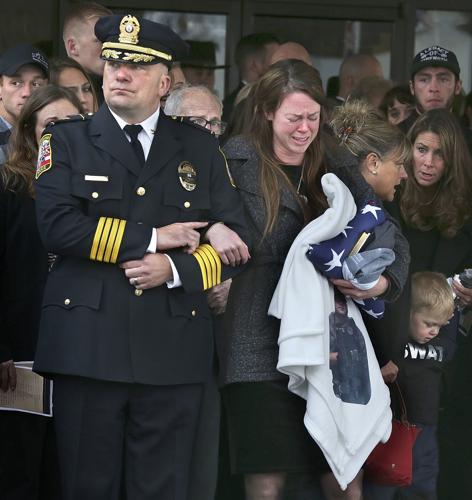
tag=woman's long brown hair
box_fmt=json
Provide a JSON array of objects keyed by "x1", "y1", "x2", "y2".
[
  {"x1": 48, "y1": 57, "x2": 99, "y2": 112},
  {"x1": 250, "y1": 59, "x2": 327, "y2": 236},
  {"x1": 401, "y1": 108, "x2": 472, "y2": 237},
  {"x1": 1, "y1": 84, "x2": 82, "y2": 197}
]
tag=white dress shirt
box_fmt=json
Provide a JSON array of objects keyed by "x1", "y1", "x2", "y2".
[{"x1": 109, "y1": 106, "x2": 182, "y2": 287}]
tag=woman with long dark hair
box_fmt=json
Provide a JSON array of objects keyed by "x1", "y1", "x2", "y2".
[
  {"x1": 401, "y1": 109, "x2": 472, "y2": 241},
  {"x1": 367, "y1": 109, "x2": 472, "y2": 500},
  {"x1": 49, "y1": 57, "x2": 98, "y2": 114},
  {"x1": 219, "y1": 58, "x2": 412, "y2": 498},
  {"x1": 219, "y1": 59, "x2": 330, "y2": 500},
  {"x1": 401, "y1": 109, "x2": 472, "y2": 500},
  {"x1": 0, "y1": 84, "x2": 82, "y2": 499}
]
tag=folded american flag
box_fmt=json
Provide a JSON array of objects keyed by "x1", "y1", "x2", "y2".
[{"x1": 306, "y1": 200, "x2": 394, "y2": 318}]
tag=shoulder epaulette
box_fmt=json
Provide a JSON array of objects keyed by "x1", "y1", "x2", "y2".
[{"x1": 47, "y1": 113, "x2": 93, "y2": 127}]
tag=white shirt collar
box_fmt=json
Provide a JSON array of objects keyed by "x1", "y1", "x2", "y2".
[{"x1": 108, "y1": 106, "x2": 160, "y2": 142}]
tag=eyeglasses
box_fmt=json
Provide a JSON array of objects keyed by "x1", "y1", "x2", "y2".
[{"x1": 188, "y1": 116, "x2": 227, "y2": 135}]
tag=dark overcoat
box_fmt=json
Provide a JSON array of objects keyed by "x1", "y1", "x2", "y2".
[
  {"x1": 0, "y1": 184, "x2": 48, "y2": 363},
  {"x1": 218, "y1": 136, "x2": 306, "y2": 385}
]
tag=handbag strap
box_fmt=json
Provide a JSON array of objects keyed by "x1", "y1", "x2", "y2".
[{"x1": 392, "y1": 381, "x2": 411, "y2": 426}]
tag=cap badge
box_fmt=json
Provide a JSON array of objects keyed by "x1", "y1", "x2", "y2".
[
  {"x1": 119, "y1": 15, "x2": 140, "y2": 45},
  {"x1": 32, "y1": 51, "x2": 48, "y2": 70},
  {"x1": 178, "y1": 161, "x2": 197, "y2": 191}
]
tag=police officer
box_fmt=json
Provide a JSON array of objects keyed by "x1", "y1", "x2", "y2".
[{"x1": 33, "y1": 14, "x2": 249, "y2": 500}]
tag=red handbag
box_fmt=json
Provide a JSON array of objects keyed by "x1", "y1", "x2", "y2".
[{"x1": 364, "y1": 383, "x2": 422, "y2": 486}]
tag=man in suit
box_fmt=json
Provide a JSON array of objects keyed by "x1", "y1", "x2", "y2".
[
  {"x1": 34, "y1": 14, "x2": 249, "y2": 500},
  {"x1": 222, "y1": 33, "x2": 279, "y2": 122},
  {"x1": 165, "y1": 83, "x2": 234, "y2": 500}
]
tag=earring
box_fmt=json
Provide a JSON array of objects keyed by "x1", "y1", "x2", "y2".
[{"x1": 369, "y1": 169, "x2": 378, "y2": 176}]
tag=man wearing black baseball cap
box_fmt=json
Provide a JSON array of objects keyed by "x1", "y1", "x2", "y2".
[
  {"x1": 33, "y1": 14, "x2": 249, "y2": 500},
  {"x1": 399, "y1": 45, "x2": 472, "y2": 152},
  {"x1": 0, "y1": 43, "x2": 48, "y2": 164}
]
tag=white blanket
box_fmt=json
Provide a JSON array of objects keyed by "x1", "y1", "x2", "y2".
[{"x1": 268, "y1": 173, "x2": 392, "y2": 490}]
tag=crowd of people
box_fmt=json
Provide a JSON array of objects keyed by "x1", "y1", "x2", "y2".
[{"x1": 1, "y1": 2, "x2": 472, "y2": 500}]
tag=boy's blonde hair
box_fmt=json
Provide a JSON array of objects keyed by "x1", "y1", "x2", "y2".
[{"x1": 411, "y1": 271, "x2": 454, "y2": 321}]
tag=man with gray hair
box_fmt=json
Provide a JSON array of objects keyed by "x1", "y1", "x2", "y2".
[
  {"x1": 165, "y1": 83, "x2": 226, "y2": 137},
  {"x1": 165, "y1": 83, "x2": 238, "y2": 500}
]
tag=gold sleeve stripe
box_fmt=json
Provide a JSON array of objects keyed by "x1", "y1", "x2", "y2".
[
  {"x1": 200, "y1": 244, "x2": 222, "y2": 286},
  {"x1": 196, "y1": 246, "x2": 216, "y2": 286},
  {"x1": 90, "y1": 217, "x2": 127, "y2": 264},
  {"x1": 90, "y1": 217, "x2": 106, "y2": 260},
  {"x1": 110, "y1": 220, "x2": 126, "y2": 264},
  {"x1": 207, "y1": 244, "x2": 222, "y2": 285},
  {"x1": 193, "y1": 251, "x2": 208, "y2": 290},
  {"x1": 193, "y1": 244, "x2": 222, "y2": 290},
  {"x1": 96, "y1": 217, "x2": 113, "y2": 261},
  {"x1": 210, "y1": 245, "x2": 222, "y2": 285},
  {"x1": 104, "y1": 218, "x2": 120, "y2": 263},
  {"x1": 194, "y1": 247, "x2": 213, "y2": 289}
]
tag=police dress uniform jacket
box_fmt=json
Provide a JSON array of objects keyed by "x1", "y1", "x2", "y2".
[{"x1": 33, "y1": 106, "x2": 249, "y2": 386}]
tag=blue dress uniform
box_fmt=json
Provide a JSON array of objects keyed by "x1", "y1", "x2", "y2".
[
  {"x1": 34, "y1": 108, "x2": 247, "y2": 385},
  {"x1": 33, "y1": 14, "x2": 249, "y2": 500}
]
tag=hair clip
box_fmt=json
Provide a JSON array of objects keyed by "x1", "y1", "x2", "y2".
[{"x1": 340, "y1": 126, "x2": 353, "y2": 143}]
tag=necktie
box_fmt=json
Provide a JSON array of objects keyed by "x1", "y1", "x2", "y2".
[{"x1": 124, "y1": 124, "x2": 145, "y2": 167}]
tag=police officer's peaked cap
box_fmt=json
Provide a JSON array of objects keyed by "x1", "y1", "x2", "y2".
[
  {"x1": 95, "y1": 14, "x2": 188, "y2": 67},
  {"x1": 0, "y1": 43, "x2": 49, "y2": 77}
]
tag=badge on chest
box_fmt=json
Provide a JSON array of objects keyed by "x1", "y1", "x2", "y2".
[{"x1": 178, "y1": 161, "x2": 197, "y2": 191}]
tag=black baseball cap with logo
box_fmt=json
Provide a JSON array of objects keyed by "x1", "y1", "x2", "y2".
[
  {"x1": 0, "y1": 43, "x2": 49, "y2": 77},
  {"x1": 410, "y1": 45, "x2": 460, "y2": 79}
]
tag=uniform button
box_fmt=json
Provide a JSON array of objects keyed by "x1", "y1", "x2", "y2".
[
  {"x1": 191, "y1": 309, "x2": 196, "y2": 317},
  {"x1": 64, "y1": 298, "x2": 71, "y2": 305},
  {"x1": 184, "y1": 201, "x2": 191, "y2": 208},
  {"x1": 136, "y1": 187, "x2": 146, "y2": 196},
  {"x1": 92, "y1": 192, "x2": 99, "y2": 199},
  {"x1": 135, "y1": 289, "x2": 143, "y2": 297}
]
